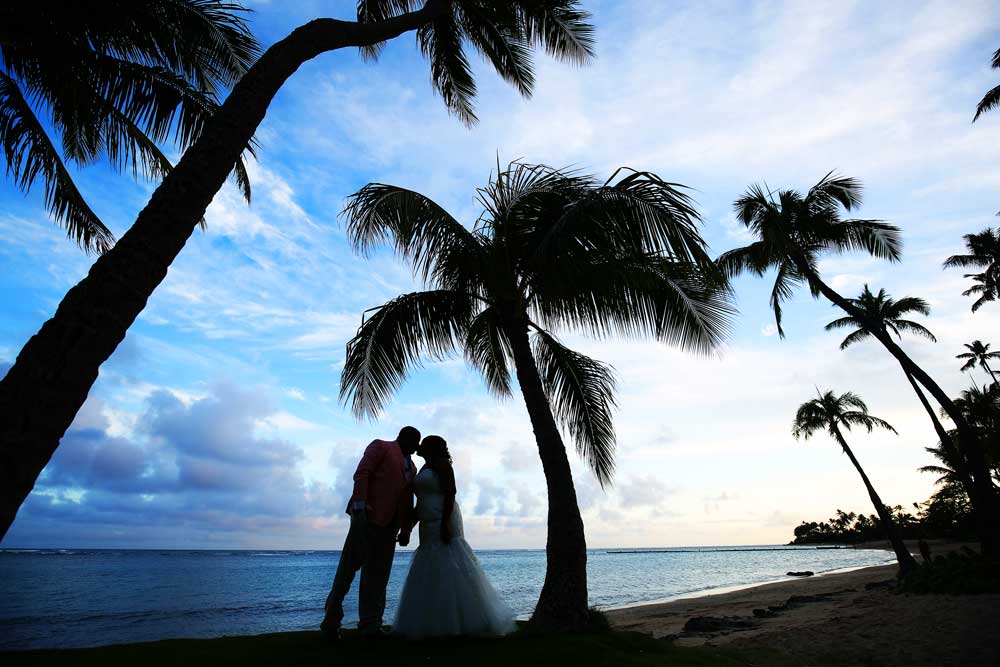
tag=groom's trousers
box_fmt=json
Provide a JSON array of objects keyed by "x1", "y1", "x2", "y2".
[{"x1": 324, "y1": 512, "x2": 399, "y2": 631}]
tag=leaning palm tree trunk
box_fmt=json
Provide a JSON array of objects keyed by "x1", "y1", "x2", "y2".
[
  {"x1": 902, "y1": 371, "x2": 977, "y2": 501},
  {"x1": 834, "y1": 429, "x2": 917, "y2": 576},
  {"x1": 505, "y1": 321, "x2": 589, "y2": 628},
  {"x1": 0, "y1": 7, "x2": 441, "y2": 540},
  {"x1": 800, "y1": 262, "x2": 1000, "y2": 557},
  {"x1": 983, "y1": 361, "x2": 998, "y2": 385}
]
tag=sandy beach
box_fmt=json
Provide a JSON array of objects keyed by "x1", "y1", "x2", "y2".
[{"x1": 607, "y1": 554, "x2": 1000, "y2": 666}]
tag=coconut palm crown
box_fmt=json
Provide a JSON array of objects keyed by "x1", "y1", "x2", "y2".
[
  {"x1": 792, "y1": 390, "x2": 897, "y2": 442},
  {"x1": 339, "y1": 162, "x2": 734, "y2": 487},
  {"x1": 944, "y1": 227, "x2": 1000, "y2": 312},
  {"x1": 717, "y1": 173, "x2": 902, "y2": 337},
  {"x1": 824, "y1": 285, "x2": 936, "y2": 350},
  {"x1": 958, "y1": 340, "x2": 1000, "y2": 383},
  {"x1": 0, "y1": 0, "x2": 262, "y2": 253}
]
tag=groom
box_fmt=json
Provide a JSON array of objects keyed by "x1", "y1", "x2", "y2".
[{"x1": 321, "y1": 426, "x2": 420, "y2": 639}]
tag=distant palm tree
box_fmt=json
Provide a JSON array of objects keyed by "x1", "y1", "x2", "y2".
[
  {"x1": 719, "y1": 173, "x2": 1000, "y2": 557},
  {"x1": 338, "y1": 161, "x2": 734, "y2": 628},
  {"x1": 0, "y1": 0, "x2": 597, "y2": 544},
  {"x1": 973, "y1": 47, "x2": 1000, "y2": 121},
  {"x1": 792, "y1": 390, "x2": 918, "y2": 576},
  {"x1": 825, "y1": 285, "x2": 936, "y2": 351},
  {"x1": 822, "y1": 286, "x2": 975, "y2": 501},
  {"x1": 0, "y1": 0, "x2": 260, "y2": 253},
  {"x1": 944, "y1": 227, "x2": 1000, "y2": 312},
  {"x1": 958, "y1": 340, "x2": 1000, "y2": 384}
]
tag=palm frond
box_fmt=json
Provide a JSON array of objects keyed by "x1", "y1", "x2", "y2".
[
  {"x1": 339, "y1": 290, "x2": 474, "y2": 419},
  {"x1": 974, "y1": 83, "x2": 1000, "y2": 122},
  {"x1": 0, "y1": 72, "x2": 113, "y2": 253},
  {"x1": 355, "y1": 0, "x2": 415, "y2": 59},
  {"x1": 516, "y1": 0, "x2": 595, "y2": 65},
  {"x1": 832, "y1": 219, "x2": 903, "y2": 262},
  {"x1": 792, "y1": 400, "x2": 827, "y2": 440},
  {"x1": 807, "y1": 171, "x2": 863, "y2": 212},
  {"x1": 889, "y1": 296, "x2": 931, "y2": 318},
  {"x1": 838, "y1": 328, "x2": 872, "y2": 350},
  {"x1": 231, "y1": 152, "x2": 252, "y2": 204},
  {"x1": 534, "y1": 169, "x2": 711, "y2": 269},
  {"x1": 715, "y1": 241, "x2": 773, "y2": 279},
  {"x1": 532, "y1": 256, "x2": 735, "y2": 353},
  {"x1": 464, "y1": 306, "x2": 513, "y2": 398},
  {"x1": 943, "y1": 254, "x2": 988, "y2": 269},
  {"x1": 824, "y1": 315, "x2": 861, "y2": 331},
  {"x1": 418, "y1": 9, "x2": 478, "y2": 125},
  {"x1": 532, "y1": 329, "x2": 617, "y2": 487},
  {"x1": 342, "y1": 183, "x2": 481, "y2": 285},
  {"x1": 842, "y1": 411, "x2": 897, "y2": 434},
  {"x1": 457, "y1": 3, "x2": 534, "y2": 97},
  {"x1": 768, "y1": 260, "x2": 801, "y2": 338},
  {"x1": 893, "y1": 320, "x2": 937, "y2": 343}
]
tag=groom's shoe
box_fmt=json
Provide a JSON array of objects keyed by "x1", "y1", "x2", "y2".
[
  {"x1": 320, "y1": 617, "x2": 342, "y2": 643},
  {"x1": 358, "y1": 624, "x2": 390, "y2": 640}
]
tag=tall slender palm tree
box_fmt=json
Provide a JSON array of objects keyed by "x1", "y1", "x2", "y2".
[
  {"x1": 0, "y1": 1, "x2": 597, "y2": 542},
  {"x1": 338, "y1": 161, "x2": 734, "y2": 629},
  {"x1": 1, "y1": 0, "x2": 260, "y2": 253},
  {"x1": 958, "y1": 340, "x2": 1000, "y2": 385},
  {"x1": 792, "y1": 390, "x2": 918, "y2": 576},
  {"x1": 944, "y1": 227, "x2": 1000, "y2": 312},
  {"x1": 719, "y1": 173, "x2": 1000, "y2": 556},
  {"x1": 973, "y1": 47, "x2": 1000, "y2": 121},
  {"x1": 822, "y1": 286, "x2": 975, "y2": 502}
]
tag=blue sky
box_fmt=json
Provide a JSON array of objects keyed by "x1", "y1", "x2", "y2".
[{"x1": 2, "y1": 0, "x2": 999, "y2": 549}]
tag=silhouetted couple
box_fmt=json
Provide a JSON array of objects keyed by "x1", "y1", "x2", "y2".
[{"x1": 321, "y1": 426, "x2": 515, "y2": 639}]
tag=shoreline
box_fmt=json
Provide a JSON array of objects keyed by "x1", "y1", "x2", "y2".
[{"x1": 598, "y1": 558, "x2": 894, "y2": 613}]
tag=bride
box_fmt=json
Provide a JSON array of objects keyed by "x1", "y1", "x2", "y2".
[{"x1": 392, "y1": 435, "x2": 517, "y2": 638}]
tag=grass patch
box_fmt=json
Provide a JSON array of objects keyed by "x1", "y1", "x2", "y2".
[{"x1": 1, "y1": 628, "x2": 760, "y2": 667}]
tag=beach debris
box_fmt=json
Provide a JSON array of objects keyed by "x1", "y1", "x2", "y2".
[{"x1": 786, "y1": 571, "x2": 815, "y2": 577}]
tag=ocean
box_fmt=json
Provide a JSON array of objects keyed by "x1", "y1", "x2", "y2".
[{"x1": 0, "y1": 546, "x2": 893, "y2": 651}]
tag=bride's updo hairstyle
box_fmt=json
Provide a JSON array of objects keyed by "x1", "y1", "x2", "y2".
[{"x1": 420, "y1": 435, "x2": 456, "y2": 496}]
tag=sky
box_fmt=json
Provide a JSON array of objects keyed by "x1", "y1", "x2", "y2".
[{"x1": 2, "y1": 0, "x2": 999, "y2": 550}]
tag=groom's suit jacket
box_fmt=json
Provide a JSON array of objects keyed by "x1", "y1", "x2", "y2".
[{"x1": 347, "y1": 439, "x2": 415, "y2": 528}]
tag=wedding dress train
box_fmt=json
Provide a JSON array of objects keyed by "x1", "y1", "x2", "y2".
[{"x1": 392, "y1": 467, "x2": 516, "y2": 638}]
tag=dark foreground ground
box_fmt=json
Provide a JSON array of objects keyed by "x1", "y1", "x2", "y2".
[{"x1": 2, "y1": 629, "x2": 766, "y2": 667}]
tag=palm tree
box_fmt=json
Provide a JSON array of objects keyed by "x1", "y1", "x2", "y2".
[
  {"x1": 719, "y1": 173, "x2": 1000, "y2": 557},
  {"x1": 823, "y1": 286, "x2": 976, "y2": 502},
  {"x1": 958, "y1": 341, "x2": 1000, "y2": 385},
  {"x1": 338, "y1": 161, "x2": 734, "y2": 629},
  {"x1": 792, "y1": 390, "x2": 918, "y2": 576},
  {"x1": 920, "y1": 442, "x2": 966, "y2": 488},
  {"x1": 0, "y1": 1, "x2": 596, "y2": 542},
  {"x1": 0, "y1": 0, "x2": 260, "y2": 253},
  {"x1": 825, "y1": 286, "x2": 937, "y2": 351},
  {"x1": 944, "y1": 227, "x2": 1000, "y2": 311},
  {"x1": 973, "y1": 47, "x2": 1000, "y2": 121}
]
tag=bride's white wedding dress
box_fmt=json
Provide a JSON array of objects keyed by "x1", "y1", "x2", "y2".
[{"x1": 392, "y1": 467, "x2": 516, "y2": 638}]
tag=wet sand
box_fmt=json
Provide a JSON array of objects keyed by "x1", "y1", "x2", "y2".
[{"x1": 607, "y1": 556, "x2": 1000, "y2": 666}]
